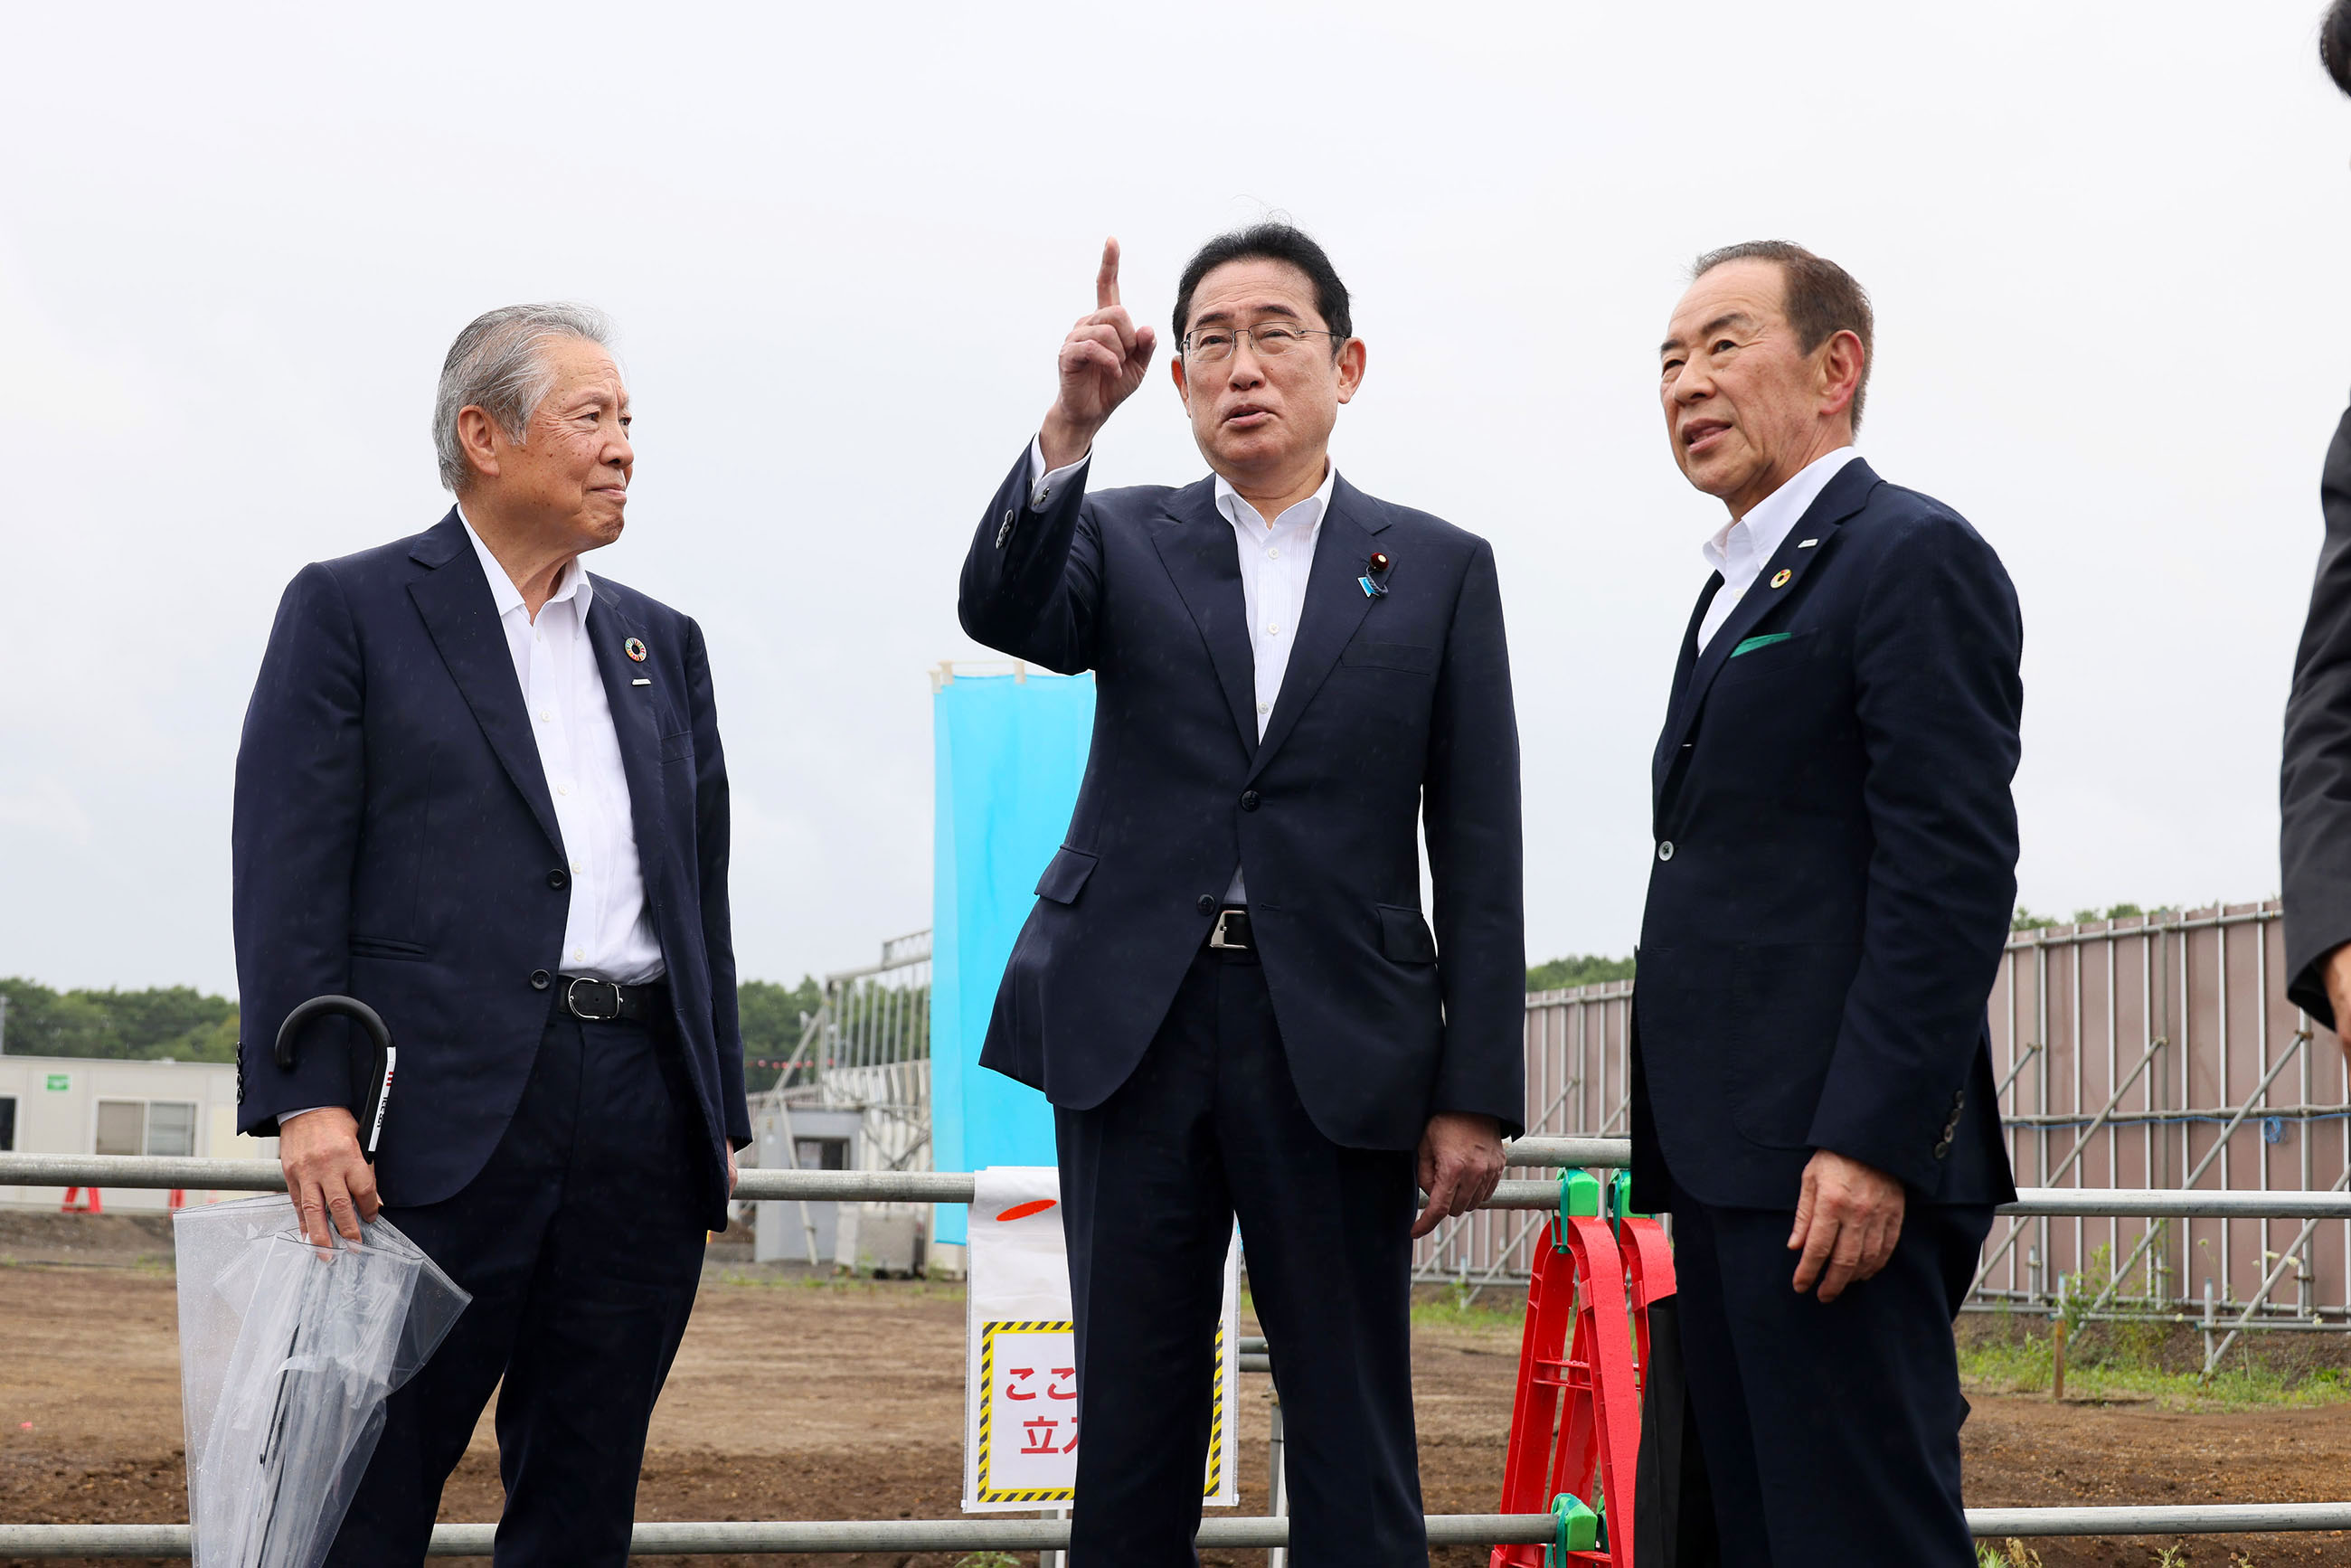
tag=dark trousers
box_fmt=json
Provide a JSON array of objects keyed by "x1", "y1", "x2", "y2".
[
  {"x1": 1055, "y1": 944, "x2": 1426, "y2": 1568},
  {"x1": 1636, "y1": 1180, "x2": 1991, "y2": 1567},
  {"x1": 326, "y1": 1000, "x2": 710, "y2": 1568}
]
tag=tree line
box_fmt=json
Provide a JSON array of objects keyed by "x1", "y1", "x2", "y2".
[
  {"x1": 0, "y1": 978, "x2": 241, "y2": 1062},
  {"x1": 0, "y1": 958, "x2": 1674, "y2": 1074}
]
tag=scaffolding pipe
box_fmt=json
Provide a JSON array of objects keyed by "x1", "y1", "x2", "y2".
[
  {"x1": 0, "y1": 1515, "x2": 1557, "y2": 1558},
  {"x1": 15, "y1": 1502, "x2": 2351, "y2": 1557},
  {"x1": 17, "y1": 1154, "x2": 2351, "y2": 1222}
]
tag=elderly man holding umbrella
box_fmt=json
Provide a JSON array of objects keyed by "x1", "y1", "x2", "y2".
[{"x1": 233, "y1": 303, "x2": 746, "y2": 1566}]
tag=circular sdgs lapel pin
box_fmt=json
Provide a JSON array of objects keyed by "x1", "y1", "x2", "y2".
[
  {"x1": 1769, "y1": 569, "x2": 1793, "y2": 589},
  {"x1": 624, "y1": 637, "x2": 648, "y2": 662}
]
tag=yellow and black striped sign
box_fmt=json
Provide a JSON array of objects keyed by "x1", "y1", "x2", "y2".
[{"x1": 973, "y1": 1318, "x2": 1231, "y2": 1504}]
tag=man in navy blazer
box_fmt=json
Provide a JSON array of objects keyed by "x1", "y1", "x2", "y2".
[
  {"x1": 1632, "y1": 243, "x2": 2020, "y2": 1566},
  {"x1": 233, "y1": 304, "x2": 747, "y2": 1566},
  {"x1": 959, "y1": 226, "x2": 1524, "y2": 1565}
]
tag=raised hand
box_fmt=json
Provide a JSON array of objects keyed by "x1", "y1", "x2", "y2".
[{"x1": 1040, "y1": 238, "x2": 1158, "y2": 468}]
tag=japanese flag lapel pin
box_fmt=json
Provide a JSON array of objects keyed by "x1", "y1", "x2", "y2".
[{"x1": 1358, "y1": 551, "x2": 1393, "y2": 599}]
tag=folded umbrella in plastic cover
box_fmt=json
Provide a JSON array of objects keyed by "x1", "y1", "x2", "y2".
[{"x1": 175, "y1": 1196, "x2": 470, "y2": 1568}]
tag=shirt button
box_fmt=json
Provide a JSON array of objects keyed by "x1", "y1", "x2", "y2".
[
  {"x1": 1196, "y1": 894, "x2": 1217, "y2": 915},
  {"x1": 1267, "y1": 623, "x2": 1280, "y2": 637},
  {"x1": 1257, "y1": 702, "x2": 1270, "y2": 714},
  {"x1": 537, "y1": 708, "x2": 553, "y2": 723},
  {"x1": 571, "y1": 946, "x2": 585, "y2": 962},
  {"x1": 557, "y1": 783, "x2": 571, "y2": 797},
  {"x1": 1267, "y1": 547, "x2": 1279, "y2": 559},
  {"x1": 1657, "y1": 841, "x2": 1675, "y2": 862},
  {"x1": 571, "y1": 860, "x2": 583, "y2": 874}
]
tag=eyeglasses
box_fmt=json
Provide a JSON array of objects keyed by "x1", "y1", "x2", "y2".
[{"x1": 1180, "y1": 323, "x2": 1345, "y2": 364}]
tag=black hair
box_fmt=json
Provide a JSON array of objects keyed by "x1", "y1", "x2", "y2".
[
  {"x1": 1171, "y1": 222, "x2": 1352, "y2": 347},
  {"x1": 2325, "y1": 0, "x2": 2351, "y2": 95}
]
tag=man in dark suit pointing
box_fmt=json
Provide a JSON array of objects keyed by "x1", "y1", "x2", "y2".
[
  {"x1": 1631, "y1": 243, "x2": 2020, "y2": 1565},
  {"x1": 959, "y1": 226, "x2": 1525, "y2": 1566},
  {"x1": 234, "y1": 304, "x2": 746, "y2": 1565}
]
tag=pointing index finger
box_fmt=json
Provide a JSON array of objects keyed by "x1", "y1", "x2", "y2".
[{"x1": 1096, "y1": 237, "x2": 1121, "y2": 310}]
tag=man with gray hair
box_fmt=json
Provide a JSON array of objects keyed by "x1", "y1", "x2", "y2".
[{"x1": 233, "y1": 304, "x2": 747, "y2": 1564}]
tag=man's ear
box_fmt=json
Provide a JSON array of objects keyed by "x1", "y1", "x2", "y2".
[
  {"x1": 1817, "y1": 329, "x2": 1865, "y2": 421},
  {"x1": 455, "y1": 405, "x2": 504, "y2": 483},
  {"x1": 1335, "y1": 337, "x2": 1368, "y2": 406},
  {"x1": 1169, "y1": 350, "x2": 1191, "y2": 411}
]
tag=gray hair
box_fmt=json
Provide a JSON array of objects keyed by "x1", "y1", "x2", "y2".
[{"x1": 432, "y1": 302, "x2": 614, "y2": 492}]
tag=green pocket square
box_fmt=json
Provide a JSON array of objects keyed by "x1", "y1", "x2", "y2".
[{"x1": 1730, "y1": 632, "x2": 1792, "y2": 658}]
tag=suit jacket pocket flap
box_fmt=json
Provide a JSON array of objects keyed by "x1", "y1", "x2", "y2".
[
  {"x1": 659, "y1": 728, "x2": 694, "y2": 763},
  {"x1": 350, "y1": 934, "x2": 428, "y2": 960},
  {"x1": 1377, "y1": 903, "x2": 1439, "y2": 963},
  {"x1": 1034, "y1": 845, "x2": 1099, "y2": 905},
  {"x1": 1714, "y1": 628, "x2": 1819, "y2": 684},
  {"x1": 1342, "y1": 641, "x2": 1440, "y2": 675}
]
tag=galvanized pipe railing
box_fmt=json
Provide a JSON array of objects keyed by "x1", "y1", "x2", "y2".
[
  {"x1": 22, "y1": 1148, "x2": 2351, "y2": 1219},
  {"x1": 17, "y1": 1148, "x2": 2351, "y2": 1547},
  {"x1": 0, "y1": 1516, "x2": 1557, "y2": 1558},
  {"x1": 10, "y1": 1501, "x2": 2351, "y2": 1556}
]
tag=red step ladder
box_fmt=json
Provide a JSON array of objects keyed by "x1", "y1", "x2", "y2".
[
  {"x1": 1490, "y1": 1170, "x2": 1676, "y2": 1567},
  {"x1": 59, "y1": 1187, "x2": 104, "y2": 1214}
]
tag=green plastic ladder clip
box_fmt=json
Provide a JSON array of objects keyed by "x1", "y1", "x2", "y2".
[
  {"x1": 1607, "y1": 1168, "x2": 1648, "y2": 1238},
  {"x1": 1558, "y1": 1169, "x2": 1601, "y2": 1247},
  {"x1": 1549, "y1": 1491, "x2": 1600, "y2": 1559}
]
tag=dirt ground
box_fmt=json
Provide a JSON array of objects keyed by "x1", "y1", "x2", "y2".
[{"x1": 5, "y1": 1213, "x2": 2351, "y2": 1566}]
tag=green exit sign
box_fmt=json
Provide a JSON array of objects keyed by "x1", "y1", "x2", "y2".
[{"x1": 45, "y1": 1073, "x2": 70, "y2": 1092}]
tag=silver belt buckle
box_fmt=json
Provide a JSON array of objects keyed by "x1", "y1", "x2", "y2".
[
  {"x1": 1209, "y1": 910, "x2": 1248, "y2": 949},
  {"x1": 565, "y1": 977, "x2": 623, "y2": 1021}
]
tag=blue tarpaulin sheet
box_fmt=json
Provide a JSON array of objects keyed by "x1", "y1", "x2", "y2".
[{"x1": 931, "y1": 670, "x2": 1095, "y2": 1244}]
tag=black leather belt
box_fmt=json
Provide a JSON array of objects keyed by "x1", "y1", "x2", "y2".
[
  {"x1": 1208, "y1": 908, "x2": 1252, "y2": 950},
  {"x1": 559, "y1": 975, "x2": 667, "y2": 1024}
]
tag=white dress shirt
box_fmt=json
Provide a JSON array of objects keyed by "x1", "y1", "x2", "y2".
[
  {"x1": 459, "y1": 513, "x2": 664, "y2": 985},
  {"x1": 1027, "y1": 440, "x2": 1336, "y2": 903},
  {"x1": 1694, "y1": 447, "x2": 1861, "y2": 654}
]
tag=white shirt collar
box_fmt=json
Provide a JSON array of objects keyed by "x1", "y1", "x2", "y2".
[
  {"x1": 1213, "y1": 463, "x2": 1339, "y2": 534},
  {"x1": 457, "y1": 504, "x2": 592, "y2": 619},
  {"x1": 1701, "y1": 447, "x2": 1861, "y2": 581}
]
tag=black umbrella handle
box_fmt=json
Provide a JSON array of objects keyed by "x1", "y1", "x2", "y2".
[{"x1": 273, "y1": 995, "x2": 396, "y2": 1160}]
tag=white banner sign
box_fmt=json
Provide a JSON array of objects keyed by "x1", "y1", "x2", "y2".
[{"x1": 961, "y1": 1166, "x2": 1239, "y2": 1511}]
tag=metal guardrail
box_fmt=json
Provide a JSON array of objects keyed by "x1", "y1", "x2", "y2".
[
  {"x1": 23, "y1": 1148, "x2": 2351, "y2": 1219},
  {"x1": 0, "y1": 1516, "x2": 1557, "y2": 1557},
  {"x1": 17, "y1": 1148, "x2": 2351, "y2": 1547},
  {"x1": 9, "y1": 1502, "x2": 2351, "y2": 1555}
]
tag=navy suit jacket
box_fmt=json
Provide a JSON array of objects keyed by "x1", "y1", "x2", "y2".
[
  {"x1": 1631, "y1": 459, "x2": 2021, "y2": 1211},
  {"x1": 232, "y1": 511, "x2": 748, "y2": 1227},
  {"x1": 958, "y1": 447, "x2": 1525, "y2": 1149},
  {"x1": 2282, "y1": 401, "x2": 2351, "y2": 1025}
]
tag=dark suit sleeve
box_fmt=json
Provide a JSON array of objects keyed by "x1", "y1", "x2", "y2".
[
  {"x1": 958, "y1": 445, "x2": 1104, "y2": 675},
  {"x1": 685, "y1": 616, "x2": 751, "y2": 1148},
  {"x1": 1808, "y1": 518, "x2": 2023, "y2": 1191},
  {"x1": 1422, "y1": 538, "x2": 1528, "y2": 1137},
  {"x1": 2281, "y1": 406, "x2": 2351, "y2": 1027},
  {"x1": 232, "y1": 564, "x2": 365, "y2": 1134}
]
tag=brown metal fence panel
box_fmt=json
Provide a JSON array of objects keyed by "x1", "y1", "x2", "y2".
[{"x1": 1414, "y1": 903, "x2": 2351, "y2": 1328}]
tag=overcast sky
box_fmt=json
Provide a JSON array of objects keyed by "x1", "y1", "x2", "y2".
[{"x1": 5, "y1": 1, "x2": 2350, "y2": 997}]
